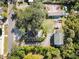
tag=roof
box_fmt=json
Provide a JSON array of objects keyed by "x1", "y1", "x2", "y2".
[
  {"x1": 43, "y1": 2, "x2": 63, "y2": 5},
  {"x1": 48, "y1": 11, "x2": 65, "y2": 16},
  {"x1": 44, "y1": 4, "x2": 66, "y2": 16},
  {"x1": 43, "y1": 1, "x2": 73, "y2": 5},
  {"x1": 54, "y1": 31, "x2": 64, "y2": 45}
]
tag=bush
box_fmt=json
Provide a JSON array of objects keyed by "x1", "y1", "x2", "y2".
[
  {"x1": 10, "y1": 46, "x2": 61, "y2": 59},
  {"x1": 10, "y1": 56, "x2": 20, "y2": 59},
  {"x1": 23, "y1": 53, "x2": 43, "y2": 59}
]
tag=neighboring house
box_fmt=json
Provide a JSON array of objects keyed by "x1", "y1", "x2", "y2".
[{"x1": 44, "y1": 2, "x2": 66, "y2": 20}]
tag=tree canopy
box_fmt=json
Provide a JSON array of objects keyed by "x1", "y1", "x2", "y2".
[{"x1": 9, "y1": 46, "x2": 61, "y2": 59}]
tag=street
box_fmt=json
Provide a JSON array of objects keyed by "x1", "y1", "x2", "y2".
[{"x1": 7, "y1": 4, "x2": 15, "y2": 53}]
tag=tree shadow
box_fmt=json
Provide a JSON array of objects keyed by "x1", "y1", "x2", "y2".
[{"x1": 24, "y1": 29, "x2": 39, "y2": 44}]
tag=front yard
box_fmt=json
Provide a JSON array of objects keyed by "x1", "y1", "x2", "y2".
[
  {"x1": 4, "y1": 25, "x2": 8, "y2": 55},
  {"x1": 4, "y1": 25, "x2": 8, "y2": 35},
  {"x1": 4, "y1": 36, "x2": 8, "y2": 54}
]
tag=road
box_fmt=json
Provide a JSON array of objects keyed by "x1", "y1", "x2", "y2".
[{"x1": 7, "y1": 4, "x2": 15, "y2": 53}]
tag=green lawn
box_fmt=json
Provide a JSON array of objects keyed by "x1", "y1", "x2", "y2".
[
  {"x1": 4, "y1": 36, "x2": 8, "y2": 55},
  {"x1": 41, "y1": 19, "x2": 54, "y2": 34},
  {"x1": 4, "y1": 25, "x2": 8, "y2": 35}
]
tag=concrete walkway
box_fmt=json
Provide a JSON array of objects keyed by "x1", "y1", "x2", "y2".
[{"x1": 41, "y1": 33, "x2": 53, "y2": 46}]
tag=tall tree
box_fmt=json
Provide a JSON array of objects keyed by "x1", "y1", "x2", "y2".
[{"x1": 15, "y1": 2, "x2": 46, "y2": 42}]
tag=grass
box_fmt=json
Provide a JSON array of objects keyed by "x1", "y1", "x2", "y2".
[
  {"x1": 4, "y1": 36, "x2": 8, "y2": 54},
  {"x1": 12, "y1": 41, "x2": 18, "y2": 49},
  {"x1": 23, "y1": 53, "x2": 44, "y2": 59},
  {"x1": 4, "y1": 25, "x2": 8, "y2": 35},
  {"x1": 1, "y1": 5, "x2": 8, "y2": 17},
  {"x1": 41, "y1": 19, "x2": 54, "y2": 34},
  {"x1": 4, "y1": 25, "x2": 8, "y2": 55}
]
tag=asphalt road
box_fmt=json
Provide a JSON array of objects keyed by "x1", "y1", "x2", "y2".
[{"x1": 8, "y1": 4, "x2": 15, "y2": 53}]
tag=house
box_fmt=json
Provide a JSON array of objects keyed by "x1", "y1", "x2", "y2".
[
  {"x1": 43, "y1": 2, "x2": 65, "y2": 46},
  {"x1": 44, "y1": 2, "x2": 66, "y2": 21},
  {"x1": 54, "y1": 29, "x2": 64, "y2": 46}
]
